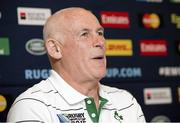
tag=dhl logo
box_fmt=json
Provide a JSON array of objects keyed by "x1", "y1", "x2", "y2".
[{"x1": 106, "y1": 39, "x2": 133, "y2": 56}]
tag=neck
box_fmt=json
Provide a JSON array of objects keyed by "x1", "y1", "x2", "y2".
[
  {"x1": 54, "y1": 67, "x2": 100, "y2": 108},
  {"x1": 75, "y1": 81, "x2": 100, "y2": 109}
]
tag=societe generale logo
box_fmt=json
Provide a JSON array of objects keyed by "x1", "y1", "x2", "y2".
[
  {"x1": 100, "y1": 11, "x2": 130, "y2": 28},
  {"x1": 106, "y1": 39, "x2": 133, "y2": 56},
  {"x1": 140, "y1": 39, "x2": 167, "y2": 56},
  {"x1": 17, "y1": 7, "x2": 51, "y2": 26},
  {"x1": 140, "y1": 13, "x2": 162, "y2": 29},
  {"x1": 144, "y1": 87, "x2": 172, "y2": 105}
]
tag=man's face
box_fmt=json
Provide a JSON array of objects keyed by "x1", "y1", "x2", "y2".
[{"x1": 61, "y1": 11, "x2": 106, "y2": 82}]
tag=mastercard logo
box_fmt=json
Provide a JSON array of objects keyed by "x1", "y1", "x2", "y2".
[
  {"x1": 142, "y1": 13, "x2": 161, "y2": 29},
  {"x1": 0, "y1": 95, "x2": 7, "y2": 112}
]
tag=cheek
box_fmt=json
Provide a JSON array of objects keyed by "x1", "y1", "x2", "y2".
[
  {"x1": 71, "y1": 41, "x2": 91, "y2": 63},
  {"x1": 77, "y1": 44, "x2": 91, "y2": 57}
]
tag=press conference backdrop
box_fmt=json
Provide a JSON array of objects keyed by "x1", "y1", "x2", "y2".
[{"x1": 0, "y1": 0, "x2": 180, "y2": 122}]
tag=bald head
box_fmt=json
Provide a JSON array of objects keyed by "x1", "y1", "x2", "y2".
[
  {"x1": 43, "y1": 7, "x2": 96, "y2": 42},
  {"x1": 43, "y1": 7, "x2": 106, "y2": 84}
]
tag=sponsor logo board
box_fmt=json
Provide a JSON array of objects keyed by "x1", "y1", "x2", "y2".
[
  {"x1": 140, "y1": 40, "x2": 167, "y2": 56},
  {"x1": 17, "y1": 7, "x2": 51, "y2": 25},
  {"x1": 100, "y1": 11, "x2": 130, "y2": 28},
  {"x1": 106, "y1": 39, "x2": 133, "y2": 56},
  {"x1": 144, "y1": 87, "x2": 172, "y2": 105}
]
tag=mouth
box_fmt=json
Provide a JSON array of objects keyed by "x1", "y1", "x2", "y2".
[{"x1": 92, "y1": 56, "x2": 104, "y2": 60}]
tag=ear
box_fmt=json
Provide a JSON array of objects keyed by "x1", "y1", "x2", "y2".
[{"x1": 45, "y1": 39, "x2": 62, "y2": 59}]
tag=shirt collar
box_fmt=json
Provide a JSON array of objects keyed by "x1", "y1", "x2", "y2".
[
  {"x1": 48, "y1": 70, "x2": 87, "y2": 105},
  {"x1": 48, "y1": 70, "x2": 112, "y2": 105},
  {"x1": 99, "y1": 85, "x2": 113, "y2": 105}
]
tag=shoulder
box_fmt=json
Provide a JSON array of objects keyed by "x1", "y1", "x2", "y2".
[
  {"x1": 100, "y1": 84, "x2": 138, "y2": 108},
  {"x1": 101, "y1": 84, "x2": 134, "y2": 100},
  {"x1": 100, "y1": 85, "x2": 146, "y2": 123},
  {"x1": 13, "y1": 79, "x2": 55, "y2": 106},
  {"x1": 7, "y1": 80, "x2": 54, "y2": 122}
]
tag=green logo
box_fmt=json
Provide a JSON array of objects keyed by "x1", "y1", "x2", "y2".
[
  {"x1": 114, "y1": 111, "x2": 123, "y2": 123},
  {"x1": 0, "y1": 37, "x2": 10, "y2": 55},
  {"x1": 171, "y1": 13, "x2": 180, "y2": 29},
  {"x1": 170, "y1": 0, "x2": 180, "y2": 3}
]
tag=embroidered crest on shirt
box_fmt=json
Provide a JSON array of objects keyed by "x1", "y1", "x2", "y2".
[
  {"x1": 57, "y1": 114, "x2": 70, "y2": 123},
  {"x1": 114, "y1": 111, "x2": 123, "y2": 123},
  {"x1": 57, "y1": 113, "x2": 86, "y2": 123}
]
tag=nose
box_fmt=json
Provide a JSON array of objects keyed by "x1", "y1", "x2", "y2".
[{"x1": 93, "y1": 36, "x2": 105, "y2": 49}]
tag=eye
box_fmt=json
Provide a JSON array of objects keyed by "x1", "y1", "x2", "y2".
[
  {"x1": 81, "y1": 32, "x2": 89, "y2": 37},
  {"x1": 98, "y1": 31, "x2": 104, "y2": 36}
]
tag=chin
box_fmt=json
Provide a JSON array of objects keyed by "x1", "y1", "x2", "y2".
[{"x1": 95, "y1": 69, "x2": 106, "y2": 79}]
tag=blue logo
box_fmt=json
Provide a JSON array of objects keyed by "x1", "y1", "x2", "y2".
[
  {"x1": 106, "y1": 67, "x2": 142, "y2": 78},
  {"x1": 25, "y1": 69, "x2": 50, "y2": 80},
  {"x1": 57, "y1": 114, "x2": 69, "y2": 123}
]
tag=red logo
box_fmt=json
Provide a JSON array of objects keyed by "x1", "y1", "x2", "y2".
[
  {"x1": 100, "y1": 11, "x2": 130, "y2": 28},
  {"x1": 20, "y1": 12, "x2": 26, "y2": 20},
  {"x1": 140, "y1": 40, "x2": 167, "y2": 56}
]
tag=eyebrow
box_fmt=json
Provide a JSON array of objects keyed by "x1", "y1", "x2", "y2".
[
  {"x1": 80, "y1": 27, "x2": 104, "y2": 32},
  {"x1": 97, "y1": 27, "x2": 104, "y2": 32}
]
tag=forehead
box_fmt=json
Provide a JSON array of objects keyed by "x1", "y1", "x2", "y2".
[{"x1": 66, "y1": 11, "x2": 102, "y2": 32}]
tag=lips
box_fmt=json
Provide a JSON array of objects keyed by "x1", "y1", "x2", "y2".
[{"x1": 92, "y1": 55, "x2": 104, "y2": 60}]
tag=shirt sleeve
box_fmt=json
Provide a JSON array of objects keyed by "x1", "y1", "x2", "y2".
[
  {"x1": 132, "y1": 96, "x2": 146, "y2": 123},
  {"x1": 7, "y1": 98, "x2": 52, "y2": 123}
]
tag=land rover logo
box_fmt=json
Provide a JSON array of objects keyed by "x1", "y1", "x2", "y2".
[
  {"x1": 151, "y1": 115, "x2": 171, "y2": 123},
  {"x1": 26, "y1": 39, "x2": 46, "y2": 55}
]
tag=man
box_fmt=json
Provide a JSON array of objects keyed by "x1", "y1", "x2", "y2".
[{"x1": 7, "y1": 7, "x2": 146, "y2": 123}]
